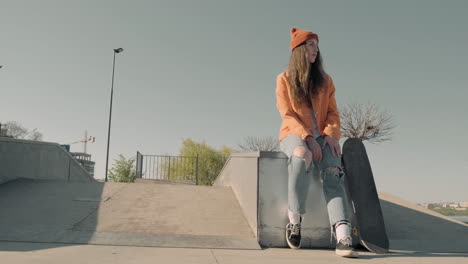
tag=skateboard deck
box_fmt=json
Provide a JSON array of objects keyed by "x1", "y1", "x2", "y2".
[{"x1": 341, "y1": 138, "x2": 389, "y2": 253}]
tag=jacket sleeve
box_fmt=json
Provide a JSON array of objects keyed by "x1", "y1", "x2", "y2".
[
  {"x1": 322, "y1": 76, "x2": 341, "y2": 140},
  {"x1": 276, "y1": 74, "x2": 313, "y2": 140}
]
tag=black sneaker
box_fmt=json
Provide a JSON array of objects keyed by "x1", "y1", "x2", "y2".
[
  {"x1": 285, "y1": 222, "x2": 301, "y2": 249},
  {"x1": 335, "y1": 236, "x2": 359, "y2": 258}
]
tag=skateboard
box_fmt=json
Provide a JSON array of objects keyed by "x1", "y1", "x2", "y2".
[{"x1": 341, "y1": 138, "x2": 389, "y2": 253}]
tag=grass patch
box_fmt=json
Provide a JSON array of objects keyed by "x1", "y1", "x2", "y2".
[{"x1": 431, "y1": 208, "x2": 468, "y2": 216}]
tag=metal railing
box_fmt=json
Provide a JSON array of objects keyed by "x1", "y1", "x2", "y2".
[{"x1": 136, "y1": 151, "x2": 199, "y2": 185}]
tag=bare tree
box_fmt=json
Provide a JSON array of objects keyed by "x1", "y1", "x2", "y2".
[
  {"x1": 0, "y1": 121, "x2": 43, "y2": 141},
  {"x1": 340, "y1": 103, "x2": 396, "y2": 144},
  {"x1": 28, "y1": 130, "x2": 43, "y2": 141},
  {"x1": 0, "y1": 123, "x2": 9, "y2": 137},
  {"x1": 238, "y1": 136, "x2": 280, "y2": 152}
]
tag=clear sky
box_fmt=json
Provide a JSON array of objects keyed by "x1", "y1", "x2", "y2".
[{"x1": 1, "y1": 0, "x2": 467, "y2": 203}]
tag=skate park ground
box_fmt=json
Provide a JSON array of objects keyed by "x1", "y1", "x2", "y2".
[
  {"x1": 1, "y1": 241, "x2": 468, "y2": 264},
  {"x1": 1, "y1": 138, "x2": 467, "y2": 263},
  {"x1": 1, "y1": 179, "x2": 466, "y2": 264}
]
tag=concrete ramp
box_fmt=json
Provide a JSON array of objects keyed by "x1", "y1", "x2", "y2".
[
  {"x1": 0, "y1": 179, "x2": 260, "y2": 250},
  {"x1": 215, "y1": 151, "x2": 468, "y2": 253}
]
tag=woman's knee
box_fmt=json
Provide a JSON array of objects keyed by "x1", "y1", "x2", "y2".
[
  {"x1": 292, "y1": 146, "x2": 312, "y2": 169},
  {"x1": 326, "y1": 167, "x2": 340, "y2": 174},
  {"x1": 322, "y1": 166, "x2": 345, "y2": 184}
]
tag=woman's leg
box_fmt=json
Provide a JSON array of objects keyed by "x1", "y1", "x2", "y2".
[
  {"x1": 280, "y1": 134, "x2": 314, "y2": 249},
  {"x1": 314, "y1": 136, "x2": 351, "y2": 230},
  {"x1": 314, "y1": 136, "x2": 358, "y2": 257},
  {"x1": 280, "y1": 134, "x2": 313, "y2": 217}
]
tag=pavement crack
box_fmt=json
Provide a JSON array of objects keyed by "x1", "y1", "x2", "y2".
[
  {"x1": 69, "y1": 184, "x2": 128, "y2": 231},
  {"x1": 106, "y1": 184, "x2": 128, "y2": 200},
  {"x1": 210, "y1": 250, "x2": 221, "y2": 264},
  {"x1": 70, "y1": 206, "x2": 100, "y2": 231}
]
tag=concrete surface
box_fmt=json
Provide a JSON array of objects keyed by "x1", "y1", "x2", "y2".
[
  {"x1": 0, "y1": 241, "x2": 467, "y2": 264},
  {"x1": 0, "y1": 179, "x2": 259, "y2": 250},
  {"x1": 0, "y1": 137, "x2": 94, "y2": 184},
  {"x1": 379, "y1": 192, "x2": 468, "y2": 253},
  {"x1": 215, "y1": 151, "x2": 468, "y2": 253},
  {"x1": 1, "y1": 146, "x2": 467, "y2": 263}
]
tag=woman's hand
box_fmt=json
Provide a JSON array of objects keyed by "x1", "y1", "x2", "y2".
[
  {"x1": 305, "y1": 136, "x2": 322, "y2": 162},
  {"x1": 322, "y1": 136, "x2": 341, "y2": 157}
]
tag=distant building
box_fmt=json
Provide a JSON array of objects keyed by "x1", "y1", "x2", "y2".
[
  {"x1": 419, "y1": 202, "x2": 468, "y2": 209},
  {"x1": 70, "y1": 152, "x2": 95, "y2": 178}
]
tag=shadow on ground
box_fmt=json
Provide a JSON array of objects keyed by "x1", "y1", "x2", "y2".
[{"x1": 0, "y1": 178, "x2": 108, "y2": 252}]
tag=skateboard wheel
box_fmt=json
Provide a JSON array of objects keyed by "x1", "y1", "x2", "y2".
[{"x1": 353, "y1": 226, "x2": 359, "y2": 236}]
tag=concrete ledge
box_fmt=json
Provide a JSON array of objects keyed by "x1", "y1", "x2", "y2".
[
  {"x1": 229, "y1": 151, "x2": 286, "y2": 159},
  {"x1": 215, "y1": 151, "x2": 355, "y2": 249}
]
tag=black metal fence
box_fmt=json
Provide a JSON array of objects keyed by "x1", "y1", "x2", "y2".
[{"x1": 136, "y1": 151, "x2": 199, "y2": 185}]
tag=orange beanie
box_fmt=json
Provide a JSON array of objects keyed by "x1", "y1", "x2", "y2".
[{"x1": 289, "y1": 27, "x2": 319, "y2": 51}]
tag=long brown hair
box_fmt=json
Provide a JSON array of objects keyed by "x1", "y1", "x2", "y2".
[{"x1": 287, "y1": 43, "x2": 327, "y2": 108}]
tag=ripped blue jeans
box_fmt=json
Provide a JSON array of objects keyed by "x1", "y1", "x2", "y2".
[{"x1": 280, "y1": 134, "x2": 350, "y2": 228}]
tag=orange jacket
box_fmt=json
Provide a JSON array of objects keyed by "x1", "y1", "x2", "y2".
[{"x1": 276, "y1": 71, "x2": 341, "y2": 141}]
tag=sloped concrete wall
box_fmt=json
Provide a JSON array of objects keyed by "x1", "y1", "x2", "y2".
[
  {"x1": 215, "y1": 153, "x2": 259, "y2": 238},
  {"x1": 379, "y1": 192, "x2": 468, "y2": 253},
  {"x1": 0, "y1": 137, "x2": 95, "y2": 184}
]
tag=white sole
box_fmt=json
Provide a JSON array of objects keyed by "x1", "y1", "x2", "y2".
[{"x1": 336, "y1": 249, "x2": 359, "y2": 258}]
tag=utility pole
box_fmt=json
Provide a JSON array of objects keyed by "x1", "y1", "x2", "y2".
[{"x1": 105, "y1": 48, "x2": 124, "y2": 182}]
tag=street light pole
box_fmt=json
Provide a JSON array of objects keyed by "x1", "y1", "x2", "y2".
[{"x1": 105, "y1": 48, "x2": 124, "y2": 182}]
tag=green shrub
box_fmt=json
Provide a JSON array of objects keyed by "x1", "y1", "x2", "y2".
[
  {"x1": 163, "y1": 138, "x2": 234, "y2": 185},
  {"x1": 108, "y1": 154, "x2": 136, "y2": 183}
]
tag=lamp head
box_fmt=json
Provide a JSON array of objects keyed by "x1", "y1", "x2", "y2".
[{"x1": 114, "y1": 48, "x2": 124, "y2": 53}]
